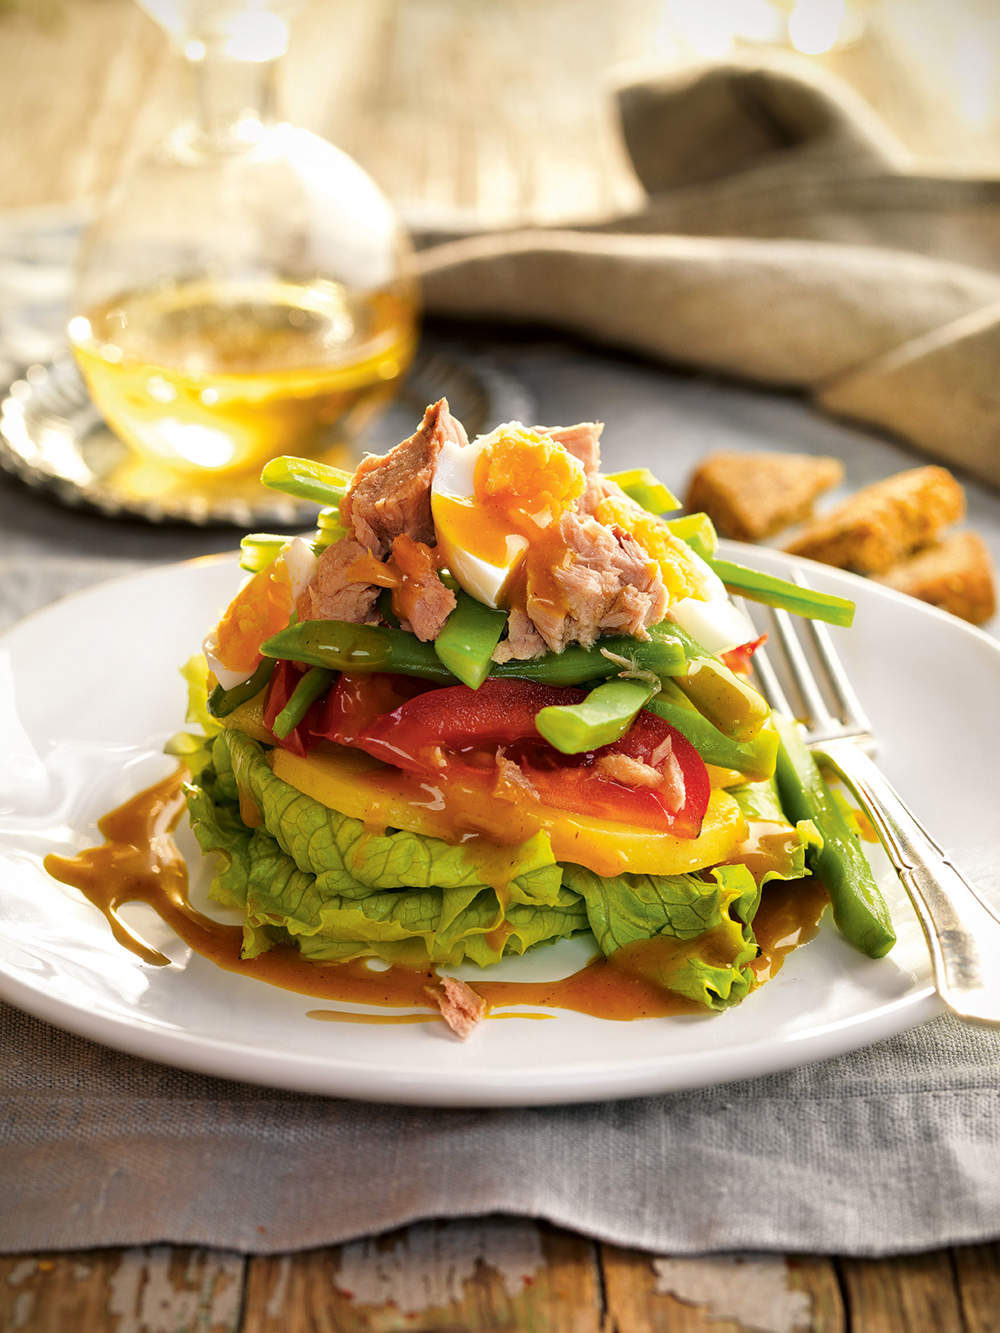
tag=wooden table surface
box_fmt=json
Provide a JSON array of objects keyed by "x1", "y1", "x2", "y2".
[{"x1": 2, "y1": 2, "x2": 999, "y2": 1329}]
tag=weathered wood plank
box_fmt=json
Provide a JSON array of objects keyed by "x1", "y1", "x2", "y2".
[
  {"x1": 600, "y1": 1245, "x2": 844, "y2": 1333},
  {"x1": 837, "y1": 1249, "x2": 965, "y2": 1333},
  {"x1": 0, "y1": 1247, "x2": 245, "y2": 1333},
  {"x1": 3, "y1": 1240, "x2": 997, "y2": 1330},
  {"x1": 951, "y1": 1241, "x2": 1000, "y2": 1333},
  {"x1": 241, "y1": 1218, "x2": 602, "y2": 1333}
]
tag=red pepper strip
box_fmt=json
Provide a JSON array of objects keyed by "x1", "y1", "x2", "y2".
[
  {"x1": 722, "y1": 633, "x2": 767, "y2": 676},
  {"x1": 309, "y1": 672, "x2": 430, "y2": 748},
  {"x1": 353, "y1": 678, "x2": 710, "y2": 836},
  {"x1": 354, "y1": 679, "x2": 586, "y2": 771},
  {"x1": 594, "y1": 708, "x2": 709, "y2": 837}
]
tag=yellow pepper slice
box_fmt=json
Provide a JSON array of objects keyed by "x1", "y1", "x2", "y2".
[{"x1": 270, "y1": 741, "x2": 746, "y2": 880}]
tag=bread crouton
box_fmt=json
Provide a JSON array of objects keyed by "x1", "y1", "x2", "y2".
[
  {"x1": 685, "y1": 452, "x2": 843, "y2": 541},
  {"x1": 784, "y1": 466, "x2": 965, "y2": 574},
  {"x1": 875, "y1": 532, "x2": 996, "y2": 625}
]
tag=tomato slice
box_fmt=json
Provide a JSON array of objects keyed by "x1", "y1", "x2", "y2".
[
  {"x1": 354, "y1": 678, "x2": 710, "y2": 836},
  {"x1": 310, "y1": 673, "x2": 430, "y2": 748}
]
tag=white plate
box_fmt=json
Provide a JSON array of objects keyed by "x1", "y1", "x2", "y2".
[{"x1": 2, "y1": 546, "x2": 997, "y2": 1106}]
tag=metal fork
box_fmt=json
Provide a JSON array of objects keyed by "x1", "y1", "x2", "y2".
[{"x1": 738, "y1": 577, "x2": 1000, "y2": 1024}]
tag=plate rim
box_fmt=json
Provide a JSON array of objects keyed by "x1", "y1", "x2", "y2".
[{"x1": 3, "y1": 543, "x2": 993, "y2": 1106}]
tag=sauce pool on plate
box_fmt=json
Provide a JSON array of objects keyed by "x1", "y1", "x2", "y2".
[{"x1": 44, "y1": 767, "x2": 829, "y2": 1026}]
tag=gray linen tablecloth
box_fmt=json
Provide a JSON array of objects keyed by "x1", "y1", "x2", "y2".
[
  {"x1": 3, "y1": 54, "x2": 1000, "y2": 1257},
  {"x1": 5, "y1": 1000, "x2": 999, "y2": 1257}
]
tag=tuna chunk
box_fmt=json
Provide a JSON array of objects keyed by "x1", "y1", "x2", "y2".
[
  {"x1": 491, "y1": 606, "x2": 547, "y2": 663},
  {"x1": 541, "y1": 422, "x2": 606, "y2": 513},
  {"x1": 390, "y1": 535, "x2": 456, "y2": 642},
  {"x1": 596, "y1": 748, "x2": 684, "y2": 812},
  {"x1": 595, "y1": 753, "x2": 663, "y2": 789},
  {"x1": 492, "y1": 750, "x2": 539, "y2": 802},
  {"x1": 526, "y1": 513, "x2": 669, "y2": 653},
  {"x1": 341, "y1": 398, "x2": 468, "y2": 557},
  {"x1": 540, "y1": 422, "x2": 603, "y2": 475},
  {"x1": 427, "y1": 975, "x2": 487, "y2": 1039},
  {"x1": 306, "y1": 539, "x2": 382, "y2": 623}
]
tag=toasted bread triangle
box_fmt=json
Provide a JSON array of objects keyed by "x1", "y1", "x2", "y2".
[{"x1": 685, "y1": 451, "x2": 843, "y2": 541}]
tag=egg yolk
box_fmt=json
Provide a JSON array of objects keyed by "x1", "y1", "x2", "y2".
[
  {"x1": 429, "y1": 495, "x2": 529, "y2": 571},
  {"x1": 213, "y1": 559, "x2": 297, "y2": 674},
  {"x1": 431, "y1": 427, "x2": 588, "y2": 599},
  {"x1": 473, "y1": 428, "x2": 585, "y2": 532}
]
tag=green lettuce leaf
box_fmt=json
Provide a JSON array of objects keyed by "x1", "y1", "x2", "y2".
[
  {"x1": 561, "y1": 862, "x2": 761, "y2": 1009},
  {"x1": 164, "y1": 655, "x2": 223, "y2": 778},
  {"x1": 222, "y1": 730, "x2": 563, "y2": 904},
  {"x1": 729, "y1": 777, "x2": 823, "y2": 884},
  {"x1": 185, "y1": 732, "x2": 586, "y2": 967},
  {"x1": 183, "y1": 732, "x2": 820, "y2": 1010}
]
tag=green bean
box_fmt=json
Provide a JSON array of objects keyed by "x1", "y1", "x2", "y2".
[
  {"x1": 645, "y1": 686, "x2": 778, "y2": 780},
  {"x1": 239, "y1": 533, "x2": 289, "y2": 573},
  {"x1": 376, "y1": 588, "x2": 401, "y2": 629},
  {"x1": 434, "y1": 593, "x2": 509, "y2": 689},
  {"x1": 489, "y1": 645, "x2": 618, "y2": 686},
  {"x1": 676, "y1": 657, "x2": 770, "y2": 742},
  {"x1": 239, "y1": 529, "x2": 342, "y2": 572},
  {"x1": 708, "y1": 557, "x2": 855, "y2": 628},
  {"x1": 315, "y1": 505, "x2": 347, "y2": 533},
  {"x1": 262, "y1": 619, "x2": 687, "y2": 688},
  {"x1": 207, "y1": 658, "x2": 276, "y2": 718},
  {"x1": 535, "y1": 678, "x2": 657, "y2": 753},
  {"x1": 492, "y1": 632, "x2": 687, "y2": 685},
  {"x1": 657, "y1": 623, "x2": 770, "y2": 741},
  {"x1": 272, "y1": 667, "x2": 335, "y2": 738},
  {"x1": 261, "y1": 620, "x2": 456, "y2": 682},
  {"x1": 665, "y1": 512, "x2": 718, "y2": 560},
  {"x1": 605, "y1": 467, "x2": 680, "y2": 515},
  {"x1": 772, "y1": 713, "x2": 895, "y2": 958},
  {"x1": 259, "y1": 455, "x2": 353, "y2": 507}
]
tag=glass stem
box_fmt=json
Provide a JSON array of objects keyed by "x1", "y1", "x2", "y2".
[{"x1": 186, "y1": 53, "x2": 281, "y2": 150}]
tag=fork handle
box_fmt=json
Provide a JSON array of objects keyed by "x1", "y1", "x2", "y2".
[{"x1": 817, "y1": 739, "x2": 1000, "y2": 1024}]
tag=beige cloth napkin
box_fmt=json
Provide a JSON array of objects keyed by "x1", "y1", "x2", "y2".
[{"x1": 417, "y1": 52, "x2": 1000, "y2": 487}]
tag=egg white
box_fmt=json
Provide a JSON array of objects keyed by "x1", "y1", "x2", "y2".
[
  {"x1": 204, "y1": 536, "x2": 318, "y2": 690},
  {"x1": 430, "y1": 428, "x2": 531, "y2": 608},
  {"x1": 669, "y1": 550, "x2": 756, "y2": 653}
]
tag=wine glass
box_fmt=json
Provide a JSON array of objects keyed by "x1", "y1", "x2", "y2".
[{"x1": 67, "y1": 0, "x2": 418, "y2": 499}]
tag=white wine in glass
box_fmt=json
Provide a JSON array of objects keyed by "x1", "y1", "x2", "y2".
[{"x1": 69, "y1": 0, "x2": 418, "y2": 484}]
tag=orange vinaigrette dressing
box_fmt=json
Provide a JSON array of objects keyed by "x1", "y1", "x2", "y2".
[{"x1": 43, "y1": 768, "x2": 829, "y2": 1025}]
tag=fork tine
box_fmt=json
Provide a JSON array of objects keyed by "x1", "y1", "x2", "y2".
[
  {"x1": 732, "y1": 597, "x2": 794, "y2": 717},
  {"x1": 769, "y1": 603, "x2": 838, "y2": 732},
  {"x1": 791, "y1": 572, "x2": 876, "y2": 741},
  {"x1": 806, "y1": 610, "x2": 874, "y2": 738},
  {"x1": 736, "y1": 578, "x2": 875, "y2": 749}
]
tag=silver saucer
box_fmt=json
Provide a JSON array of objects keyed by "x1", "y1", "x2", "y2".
[{"x1": 0, "y1": 349, "x2": 535, "y2": 528}]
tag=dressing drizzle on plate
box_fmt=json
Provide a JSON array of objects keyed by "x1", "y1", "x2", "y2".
[{"x1": 44, "y1": 767, "x2": 829, "y2": 1025}]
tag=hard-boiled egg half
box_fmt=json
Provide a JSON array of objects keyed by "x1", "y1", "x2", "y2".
[
  {"x1": 431, "y1": 423, "x2": 755, "y2": 652},
  {"x1": 204, "y1": 537, "x2": 317, "y2": 689},
  {"x1": 430, "y1": 424, "x2": 586, "y2": 608}
]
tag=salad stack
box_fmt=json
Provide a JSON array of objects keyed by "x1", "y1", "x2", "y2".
[{"x1": 174, "y1": 400, "x2": 894, "y2": 1020}]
